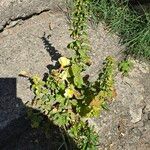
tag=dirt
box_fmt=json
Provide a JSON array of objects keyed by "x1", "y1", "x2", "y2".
[{"x1": 0, "y1": 9, "x2": 150, "y2": 150}]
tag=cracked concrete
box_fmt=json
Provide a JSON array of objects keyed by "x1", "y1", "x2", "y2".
[{"x1": 0, "y1": 0, "x2": 64, "y2": 31}]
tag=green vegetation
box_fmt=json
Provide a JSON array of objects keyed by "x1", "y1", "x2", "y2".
[
  {"x1": 27, "y1": 0, "x2": 116, "y2": 149},
  {"x1": 118, "y1": 59, "x2": 133, "y2": 76},
  {"x1": 89, "y1": 0, "x2": 150, "y2": 59}
]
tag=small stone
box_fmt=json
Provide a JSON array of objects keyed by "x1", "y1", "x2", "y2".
[
  {"x1": 6, "y1": 20, "x2": 21, "y2": 29},
  {"x1": 130, "y1": 108, "x2": 142, "y2": 123}
]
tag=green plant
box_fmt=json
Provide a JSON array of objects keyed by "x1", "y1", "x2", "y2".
[
  {"x1": 68, "y1": 120, "x2": 99, "y2": 149},
  {"x1": 67, "y1": 0, "x2": 91, "y2": 65},
  {"x1": 27, "y1": 0, "x2": 116, "y2": 149},
  {"x1": 118, "y1": 59, "x2": 133, "y2": 76},
  {"x1": 89, "y1": 0, "x2": 150, "y2": 59}
]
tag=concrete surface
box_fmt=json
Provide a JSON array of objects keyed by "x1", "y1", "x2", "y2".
[
  {"x1": 0, "y1": 5, "x2": 150, "y2": 150},
  {"x1": 94, "y1": 59, "x2": 150, "y2": 150},
  {"x1": 0, "y1": 0, "x2": 64, "y2": 31}
]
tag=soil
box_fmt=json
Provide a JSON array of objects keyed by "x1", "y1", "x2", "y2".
[{"x1": 0, "y1": 8, "x2": 149, "y2": 150}]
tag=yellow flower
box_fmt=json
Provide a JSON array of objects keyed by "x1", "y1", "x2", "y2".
[
  {"x1": 58, "y1": 57, "x2": 70, "y2": 67},
  {"x1": 64, "y1": 88, "x2": 74, "y2": 98}
]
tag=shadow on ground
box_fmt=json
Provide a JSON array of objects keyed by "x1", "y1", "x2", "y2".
[
  {"x1": 0, "y1": 36, "x2": 77, "y2": 150},
  {"x1": 41, "y1": 32, "x2": 62, "y2": 72},
  {"x1": 0, "y1": 78, "x2": 77, "y2": 150}
]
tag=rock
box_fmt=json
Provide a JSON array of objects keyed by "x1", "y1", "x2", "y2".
[
  {"x1": 0, "y1": 0, "x2": 64, "y2": 31},
  {"x1": 130, "y1": 107, "x2": 143, "y2": 123},
  {"x1": 6, "y1": 20, "x2": 22, "y2": 29}
]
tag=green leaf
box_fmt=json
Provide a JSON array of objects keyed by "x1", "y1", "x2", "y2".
[
  {"x1": 59, "y1": 81, "x2": 66, "y2": 90},
  {"x1": 55, "y1": 94, "x2": 65, "y2": 104},
  {"x1": 71, "y1": 64, "x2": 81, "y2": 76},
  {"x1": 53, "y1": 113, "x2": 69, "y2": 126},
  {"x1": 71, "y1": 99, "x2": 77, "y2": 106},
  {"x1": 74, "y1": 75, "x2": 84, "y2": 88},
  {"x1": 101, "y1": 101, "x2": 109, "y2": 110}
]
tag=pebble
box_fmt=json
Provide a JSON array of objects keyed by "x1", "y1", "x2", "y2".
[{"x1": 130, "y1": 108, "x2": 143, "y2": 123}]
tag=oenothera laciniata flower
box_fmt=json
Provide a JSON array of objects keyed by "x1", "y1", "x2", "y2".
[{"x1": 58, "y1": 57, "x2": 70, "y2": 68}]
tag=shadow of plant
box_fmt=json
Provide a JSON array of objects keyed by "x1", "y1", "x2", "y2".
[
  {"x1": 41, "y1": 33, "x2": 61, "y2": 62},
  {"x1": 41, "y1": 32, "x2": 62, "y2": 71}
]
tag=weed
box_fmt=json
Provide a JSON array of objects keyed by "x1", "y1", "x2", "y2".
[
  {"x1": 26, "y1": 0, "x2": 116, "y2": 149},
  {"x1": 118, "y1": 59, "x2": 133, "y2": 76},
  {"x1": 89, "y1": 0, "x2": 150, "y2": 59}
]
